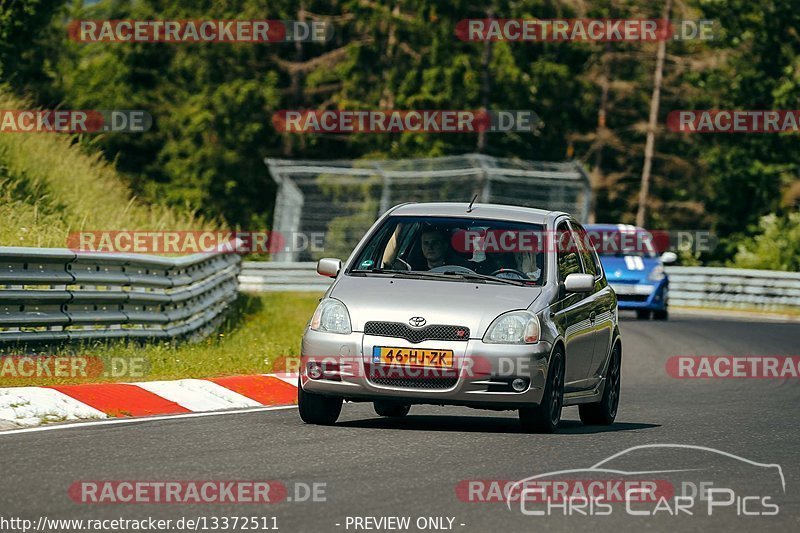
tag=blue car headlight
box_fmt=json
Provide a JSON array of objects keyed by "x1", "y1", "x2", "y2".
[{"x1": 648, "y1": 265, "x2": 666, "y2": 282}]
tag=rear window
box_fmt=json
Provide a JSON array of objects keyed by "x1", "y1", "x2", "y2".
[{"x1": 587, "y1": 228, "x2": 657, "y2": 258}]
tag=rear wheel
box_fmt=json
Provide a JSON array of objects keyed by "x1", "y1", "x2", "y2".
[
  {"x1": 519, "y1": 348, "x2": 564, "y2": 433},
  {"x1": 636, "y1": 309, "x2": 651, "y2": 320},
  {"x1": 579, "y1": 343, "x2": 621, "y2": 425},
  {"x1": 298, "y1": 379, "x2": 342, "y2": 425},
  {"x1": 373, "y1": 401, "x2": 411, "y2": 418}
]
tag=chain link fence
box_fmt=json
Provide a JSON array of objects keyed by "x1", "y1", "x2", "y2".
[{"x1": 266, "y1": 154, "x2": 591, "y2": 262}]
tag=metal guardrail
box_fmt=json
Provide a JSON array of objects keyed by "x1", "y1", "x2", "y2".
[
  {"x1": 239, "y1": 262, "x2": 800, "y2": 312},
  {"x1": 0, "y1": 247, "x2": 241, "y2": 346},
  {"x1": 239, "y1": 262, "x2": 331, "y2": 292},
  {"x1": 666, "y1": 266, "x2": 800, "y2": 311}
]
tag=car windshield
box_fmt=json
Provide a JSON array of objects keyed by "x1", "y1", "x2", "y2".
[
  {"x1": 587, "y1": 230, "x2": 657, "y2": 258},
  {"x1": 348, "y1": 215, "x2": 546, "y2": 285}
]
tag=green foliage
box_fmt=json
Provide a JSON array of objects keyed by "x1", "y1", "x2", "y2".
[
  {"x1": 731, "y1": 212, "x2": 800, "y2": 271},
  {"x1": 0, "y1": 0, "x2": 797, "y2": 264},
  {"x1": 0, "y1": 91, "x2": 205, "y2": 247},
  {"x1": 0, "y1": 0, "x2": 65, "y2": 101}
]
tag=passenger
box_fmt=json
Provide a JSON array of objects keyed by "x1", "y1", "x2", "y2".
[{"x1": 516, "y1": 251, "x2": 544, "y2": 282}]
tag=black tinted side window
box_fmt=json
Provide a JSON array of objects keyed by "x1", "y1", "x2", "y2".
[
  {"x1": 557, "y1": 222, "x2": 583, "y2": 282},
  {"x1": 571, "y1": 222, "x2": 600, "y2": 278}
]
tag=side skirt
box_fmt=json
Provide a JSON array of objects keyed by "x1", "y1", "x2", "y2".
[{"x1": 563, "y1": 377, "x2": 606, "y2": 406}]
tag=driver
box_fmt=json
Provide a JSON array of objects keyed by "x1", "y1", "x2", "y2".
[{"x1": 420, "y1": 226, "x2": 467, "y2": 270}]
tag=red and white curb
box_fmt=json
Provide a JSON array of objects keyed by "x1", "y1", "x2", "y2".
[{"x1": 0, "y1": 374, "x2": 298, "y2": 429}]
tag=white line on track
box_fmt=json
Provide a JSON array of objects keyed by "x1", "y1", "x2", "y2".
[{"x1": 0, "y1": 404, "x2": 298, "y2": 437}]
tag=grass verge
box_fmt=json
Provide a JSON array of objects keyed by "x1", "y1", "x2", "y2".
[
  {"x1": 0, "y1": 91, "x2": 208, "y2": 248},
  {"x1": 0, "y1": 292, "x2": 321, "y2": 387}
]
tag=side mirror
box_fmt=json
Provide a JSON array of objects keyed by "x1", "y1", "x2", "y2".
[
  {"x1": 660, "y1": 251, "x2": 678, "y2": 264},
  {"x1": 564, "y1": 273, "x2": 595, "y2": 293},
  {"x1": 317, "y1": 258, "x2": 342, "y2": 278}
]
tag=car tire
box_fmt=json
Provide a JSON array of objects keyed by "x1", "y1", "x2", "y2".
[
  {"x1": 373, "y1": 401, "x2": 411, "y2": 418},
  {"x1": 519, "y1": 348, "x2": 564, "y2": 434},
  {"x1": 579, "y1": 343, "x2": 621, "y2": 425},
  {"x1": 653, "y1": 308, "x2": 668, "y2": 320},
  {"x1": 298, "y1": 378, "x2": 342, "y2": 425},
  {"x1": 636, "y1": 309, "x2": 651, "y2": 320}
]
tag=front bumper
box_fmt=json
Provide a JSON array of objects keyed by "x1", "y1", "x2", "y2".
[
  {"x1": 300, "y1": 328, "x2": 551, "y2": 408},
  {"x1": 610, "y1": 278, "x2": 668, "y2": 311}
]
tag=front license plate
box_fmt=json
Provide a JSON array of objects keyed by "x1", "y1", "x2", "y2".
[{"x1": 372, "y1": 347, "x2": 454, "y2": 368}]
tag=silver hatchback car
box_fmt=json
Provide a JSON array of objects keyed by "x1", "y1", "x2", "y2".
[{"x1": 299, "y1": 202, "x2": 621, "y2": 433}]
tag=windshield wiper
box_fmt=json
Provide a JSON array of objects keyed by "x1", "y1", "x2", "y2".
[
  {"x1": 352, "y1": 269, "x2": 489, "y2": 283},
  {"x1": 352, "y1": 269, "x2": 533, "y2": 286},
  {"x1": 350, "y1": 268, "x2": 428, "y2": 276},
  {"x1": 440, "y1": 271, "x2": 530, "y2": 287}
]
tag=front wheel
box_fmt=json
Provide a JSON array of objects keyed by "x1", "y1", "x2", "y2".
[
  {"x1": 636, "y1": 309, "x2": 651, "y2": 320},
  {"x1": 653, "y1": 308, "x2": 668, "y2": 320},
  {"x1": 579, "y1": 343, "x2": 621, "y2": 425},
  {"x1": 298, "y1": 379, "x2": 342, "y2": 425},
  {"x1": 519, "y1": 348, "x2": 564, "y2": 433},
  {"x1": 373, "y1": 401, "x2": 411, "y2": 418}
]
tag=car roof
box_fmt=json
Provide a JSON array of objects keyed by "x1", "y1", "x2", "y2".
[
  {"x1": 584, "y1": 223, "x2": 645, "y2": 232},
  {"x1": 388, "y1": 202, "x2": 566, "y2": 225}
]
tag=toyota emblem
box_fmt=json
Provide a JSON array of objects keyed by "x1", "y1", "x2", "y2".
[{"x1": 408, "y1": 317, "x2": 426, "y2": 328}]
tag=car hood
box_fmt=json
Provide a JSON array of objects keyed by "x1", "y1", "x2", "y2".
[
  {"x1": 330, "y1": 275, "x2": 542, "y2": 337},
  {"x1": 600, "y1": 256, "x2": 661, "y2": 283}
]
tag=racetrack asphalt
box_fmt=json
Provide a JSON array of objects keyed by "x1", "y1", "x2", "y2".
[{"x1": 1, "y1": 313, "x2": 798, "y2": 532}]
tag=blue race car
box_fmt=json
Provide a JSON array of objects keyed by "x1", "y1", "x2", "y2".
[{"x1": 584, "y1": 224, "x2": 677, "y2": 320}]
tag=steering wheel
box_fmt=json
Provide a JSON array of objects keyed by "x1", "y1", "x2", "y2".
[
  {"x1": 490, "y1": 268, "x2": 528, "y2": 280},
  {"x1": 391, "y1": 258, "x2": 413, "y2": 271}
]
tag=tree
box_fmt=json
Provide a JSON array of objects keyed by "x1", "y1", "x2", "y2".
[
  {"x1": 635, "y1": 0, "x2": 671, "y2": 227},
  {"x1": 732, "y1": 212, "x2": 800, "y2": 271},
  {"x1": 0, "y1": 0, "x2": 66, "y2": 102}
]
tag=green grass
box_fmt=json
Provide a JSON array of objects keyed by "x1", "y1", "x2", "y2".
[
  {"x1": 0, "y1": 92, "x2": 320, "y2": 388},
  {"x1": 0, "y1": 292, "x2": 321, "y2": 387},
  {"x1": 0, "y1": 91, "x2": 209, "y2": 248}
]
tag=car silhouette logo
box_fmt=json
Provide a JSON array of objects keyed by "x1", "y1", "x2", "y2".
[
  {"x1": 408, "y1": 317, "x2": 426, "y2": 328},
  {"x1": 505, "y1": 443, "x2": 786, "y2": 511}
]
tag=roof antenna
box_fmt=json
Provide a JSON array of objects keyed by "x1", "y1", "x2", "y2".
[{"x1": 467, "y1": 194, "x2": 478, "y2": 213}]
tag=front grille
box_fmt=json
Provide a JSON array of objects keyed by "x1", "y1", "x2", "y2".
[
  {"x1": 364, "y1": 321, "x2": 469, "y2": 343},
  {"x1": 369, "y1": 376, "x2": 458, "y2": 389},
  {"x1": 618, "y1": 295, "x2": 649, "y2": 302}
]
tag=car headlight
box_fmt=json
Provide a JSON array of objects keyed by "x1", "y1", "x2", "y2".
[
  {"x1": 648, "y1": 265, "x2": 665, "y2": 282},
  {"x1": 310, "y1": 298, "x2": 352, "y2": 334},
  {"x1": 483, "y1": 311, "x2": 540, "y2": 344}
]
